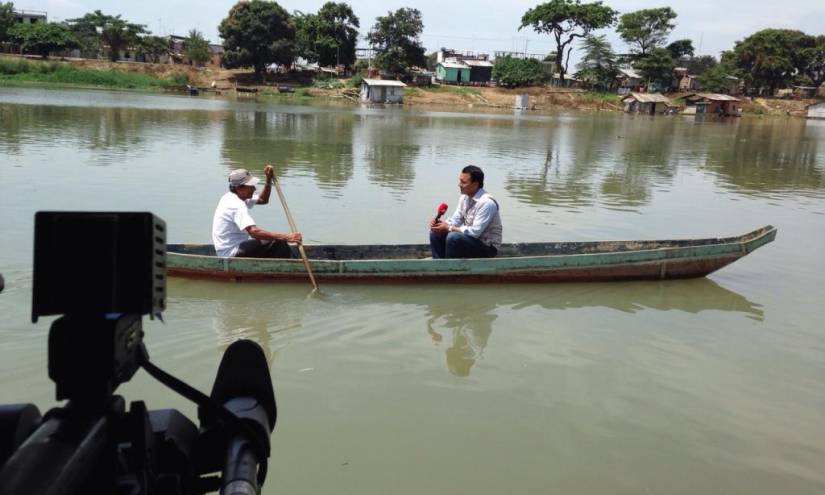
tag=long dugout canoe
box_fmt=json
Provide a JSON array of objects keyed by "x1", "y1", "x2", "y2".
[{"x1": 166, "y1": 225, "x2": 777, "y2": 283}]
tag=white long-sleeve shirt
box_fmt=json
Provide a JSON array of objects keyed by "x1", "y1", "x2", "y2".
[{"x1": 446, "y1": 188, "x2": 503, "y2": 249}]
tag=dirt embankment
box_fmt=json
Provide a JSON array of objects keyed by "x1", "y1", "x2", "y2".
[{"x1": 11, "y1": 56, "x2": 821, "y2": 116}]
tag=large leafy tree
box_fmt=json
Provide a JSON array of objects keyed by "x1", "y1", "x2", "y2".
[
  {"x1": 730, "y1": 29, "x2": 813, "y2": 93},
  {"x1": 0, "y1": 2, "x2": 15, "y2": 43},
  {"x1": 184, "y1": 29, "x2": 210, "y2": 66},
  {"x1": 617, "y1": 7, "x2": 677, "y2": 57},
  {"x1": 683, "y1": 54, "x2": 717, "y2": 75},
  {"x1": 367, "y1": 8, "x2": 426, "y2": 76},
  {"x1": 9, "y1": 22, "x2": 78, "y2": 58},
  {"x1": 576, "y1": 34, "x2": 618, "y2": 90},
  {"x1": 492, "y1": 56, "x2": 544, "y2": 86},
  {"x1": 800, "y1": 35, "x2": 825, "y2": 89},
  {"x1": 697, "y1": 63, "x2": 736, "y2": 93},
  {"x1": 66, "y1": 11, "x2": 147, "y2": 61},
  {"x1": 219, "y1": 0, "x2": 295, "y2": 80},
  {"x1": 633, "y1": 46, "x2": 674, "y2": 88},
  {"x1": 520, "y1": 0, "x2": 617, "y2": 84},
  {"x1": 666, "y1": 38, "x2": 693, "y2": 60},
  {"x1": 295, "y1": 2, "x2": 359, "y2": 68}
]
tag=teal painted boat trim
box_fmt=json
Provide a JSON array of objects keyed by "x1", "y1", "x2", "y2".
[{"x1": 166, "y1": 225, "x2": 776, "y2": 283}]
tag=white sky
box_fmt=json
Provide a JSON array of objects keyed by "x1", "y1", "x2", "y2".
[{"x1": 25, "y1": 0, "x2": 825, "y2": 64}]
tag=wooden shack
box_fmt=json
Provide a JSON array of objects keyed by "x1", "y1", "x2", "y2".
[
  {"x1": 360, "y1": 79, "x2": 406, "y2": 103},
  {"x1": 683, "y1": 93, "x2": 741, "y2": 116},
  {"x1": 807, "y1": 101, "x2": 825, "y2": 119},
  {"x1": 436, "y1": 60, "x2": 471, "y2": 84},
  {"x1": 464, "y1": 60, "x2": 493, "y2": 84},
  {"x1": 622, "y1": 92, "x2": 671, "y2": 114}
]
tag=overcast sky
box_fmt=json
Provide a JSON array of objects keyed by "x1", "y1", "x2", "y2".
[{"x1": 26, "y1": 0, "x2": 825, "y2": 63}]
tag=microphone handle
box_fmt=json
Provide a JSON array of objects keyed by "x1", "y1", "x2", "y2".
[{"x1": 434, "y1": 213, "x2": 443, "y2": 223}]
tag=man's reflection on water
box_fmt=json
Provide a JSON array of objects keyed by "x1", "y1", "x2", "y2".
[
  {"x1": 414, "y1": 277, "x2": 763, "y2": 377},
  {"x1": 427, "y1": 309, "x2": 496, "y2": 377}
]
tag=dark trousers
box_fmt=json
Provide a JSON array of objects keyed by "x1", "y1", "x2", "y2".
[
  {"x1": 429, "y1": 231, "x2": 497, "y2": 259},
  {"x1": 235, "y1": 239, "x2": 295, "y2": 259}
]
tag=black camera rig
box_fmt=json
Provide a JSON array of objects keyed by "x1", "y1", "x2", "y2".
[{"x1": 0, "y1": 212, "x2": 277, "y2": 495}]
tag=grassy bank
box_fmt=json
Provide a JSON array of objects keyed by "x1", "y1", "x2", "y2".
[{"x1": 0, "y1": 58, "x2": 188, "y2": 89}]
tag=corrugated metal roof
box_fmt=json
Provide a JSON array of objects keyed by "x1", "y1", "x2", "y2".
[
  {"x1": 464, "y1": 60, "x2": 493, "y2": 67},
  {"x1": 623, "y1": 92, "x2": 671, "y2": 103},
  {"x1": 687, "y1": 93, "x2": 740, "y2": 101},
  {"x1": 439, "y1": 60, "x2": 470, "y2": 69},
  {"x1": 618, "y1": 68, "x2": 641, "y2": 79},
  {"x1": 362, "y1": 79, "x2": 406, "y2": 87}
]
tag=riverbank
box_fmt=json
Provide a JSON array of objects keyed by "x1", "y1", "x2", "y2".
[{"x1": 1, "y1": 55, "x2": 819, "y2": 116}]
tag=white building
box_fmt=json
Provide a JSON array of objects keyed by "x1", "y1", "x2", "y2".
[
  {"x1": 360, "y1": 79, "x2": 406, "y2": 103},
  {"x1": 807, "y1": 101, "x2": 825, "y2": 120}
]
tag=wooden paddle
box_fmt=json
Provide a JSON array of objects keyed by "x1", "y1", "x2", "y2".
[{"x1": 270, "y1": 172, "x2": 319, "y2": 291}]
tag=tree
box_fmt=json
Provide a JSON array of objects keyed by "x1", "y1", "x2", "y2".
[
  {"x1": 315, "y1": 2, "x2": 359, "y2": 67},
  {"x1": 66, "y1": 11, "x2": 147, "y2": 61},
  {"x1": 367, "y1": 8, "x2": 426, "y2": 76},
  {"x1": 138, "y1": 35, "x2": 169, "y2": 63},
  {"x1": 697, "y1": 63, "x2": 736, "y2": 93},
  {"x1": 0, "y1": 2, "x2": 15, "y2": 43},
  {"x1": 617, "y1": 7, "x2": 677, "y2": 57},
  {"x1": 683, "y1": 55, "x2": 716, "y2": 75},
  {"x1": 633, "y1": 46, "x2": 674, "y2": 89},
  {"x1": 519, "y1": 0, "x2": 617, "y2": 84},
  {"x1": 492, "y1": 56, "x2": 544, "y2": 86},
  {"x1": 219, "y1": 0, "x2": 295, "y2": 80},
  {"x1": 295, "y1": 2, "x2": 359, "y2": 68},
  {"x1": 800, "y1": 35, "x2": 825, "y2": 89},
  {"x1": 184, "y1": 29, "x2": 210, "y2": 66},
  {"x1": 730, "y1": 29, "x2": 813, "y2": 94},
  {"x1": 576, "y1": 34, "x2": 618, "y2": 90},
  {"x1": 8, "y1": 22, "x2": 78, "y2": 58},
  {"x1": 666, "y1": 38, "x2": 693, "y2": 60}
]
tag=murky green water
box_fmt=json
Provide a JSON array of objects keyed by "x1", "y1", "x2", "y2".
[{"x1": 2, "y1": 87, "x2": 825, "y2": 494}]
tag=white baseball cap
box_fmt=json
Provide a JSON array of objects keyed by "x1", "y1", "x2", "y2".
[{"x1": 228, "y1": 169, "x2": 260, "y2": 187}]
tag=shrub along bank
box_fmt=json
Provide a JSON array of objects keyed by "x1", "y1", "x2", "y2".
[{"x1": 0, "y1": 57, "x2": 189, "y2": 89}]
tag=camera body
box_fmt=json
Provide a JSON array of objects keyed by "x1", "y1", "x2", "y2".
[{"x1": 0, "y1": 212, "x2": 276, "y2": 495}]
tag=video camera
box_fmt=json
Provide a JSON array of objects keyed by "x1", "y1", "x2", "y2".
[{"x1": 0, "y1": 212, "x2": 277, "y2": 495}]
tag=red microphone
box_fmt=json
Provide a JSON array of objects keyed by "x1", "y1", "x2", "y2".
[{"x1": 434, "y1": 202, "x2": 448, "y2": 223}]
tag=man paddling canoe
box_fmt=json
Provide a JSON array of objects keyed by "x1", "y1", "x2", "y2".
[
  {"x1": 429, "y1": 165, "x2": 502, "y2": 259},
  {"x1": 212, "y1": 165, "x2": 302, "y2": 258}
]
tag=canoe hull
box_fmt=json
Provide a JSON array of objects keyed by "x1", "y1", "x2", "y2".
[{"x1": 166, "y1": 226, "x2": 776, "y2": 284}]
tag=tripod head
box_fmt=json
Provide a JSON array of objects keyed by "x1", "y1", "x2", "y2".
[{"x1": 0, "y1": 212, "x2": 277, "y2": 495}]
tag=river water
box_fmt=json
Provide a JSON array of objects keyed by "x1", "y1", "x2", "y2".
[{"x1": 1, "y1": 87, "x2": 825, "y2": 494}]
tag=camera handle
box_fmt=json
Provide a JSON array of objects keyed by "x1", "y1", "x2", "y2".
[
  {"x1": 139, "y1": 340, "x2": 276, "y2": 492},
  {"x1": 0, "y1": 332, "x2": 275, "y2": 495}
]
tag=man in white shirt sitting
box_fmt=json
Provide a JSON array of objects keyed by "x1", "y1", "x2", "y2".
[
  {"x1": 212, "y1": 165, "x2": 302, "y2": 258},
  {"x1": 429, "y1": 165, "x2": 502, "y2": 258}
]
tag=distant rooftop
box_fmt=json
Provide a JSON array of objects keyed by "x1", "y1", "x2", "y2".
[{"x1": 362, "y1": 79, "x2": 406, "y2": 87}]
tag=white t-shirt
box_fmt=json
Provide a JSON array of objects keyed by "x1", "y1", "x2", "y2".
[{"x1": 212, "y1": 192, "x2": 259, "y2": 257}]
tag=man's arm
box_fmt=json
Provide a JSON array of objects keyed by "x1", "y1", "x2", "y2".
[
  {"x1": 451, "y1": 199, "x2": 497, "y2": 238},
  {"x1": 257, "y1": 164, "x2": 275, "y2": 205},
  {"x1": 246, "y1": 225, "x2": 302, "y2": 243}
]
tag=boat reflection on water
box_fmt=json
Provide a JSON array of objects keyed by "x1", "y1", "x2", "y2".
[
  {"x1": 166, "y1": 276, "x2": 762, "y2": 378},
  {"x1": 352, "y1": 277, "x2": 764, "y2": 377}
]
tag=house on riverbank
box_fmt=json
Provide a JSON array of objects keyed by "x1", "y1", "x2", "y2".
[
  {"x1": 360, "y1": 79, "x2": 406, "y2": 103},
  {"x1": 807, "y1": 101, "x2": 825, "y2": 119},
  {"x1": 436, "y1": 60, "x2": 470, "y2": 84},
  {"x1": 622, "y1": 92, "x2": 671, "y2": 114},
  {"x1": 683, "y1": 93, "x2": 741, "y2": 116}
]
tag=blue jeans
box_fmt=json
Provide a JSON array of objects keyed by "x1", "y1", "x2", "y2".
[{"x1": 430, "y1": 231, "x2": 497, "y2": 259}]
